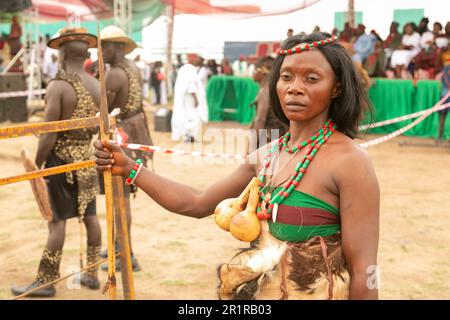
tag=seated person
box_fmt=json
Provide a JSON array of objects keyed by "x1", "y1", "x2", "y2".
[
  {"x1": 384, "y1": 22, "x2": 403, "y2": 52},
  {"x1": 365, "y1": 31, "x2": 386, "y2": 77},
  {"x1": 413, "y1": 41, "x2": 443, "y2": 80},
  {"x1": 352, "y1": 24, "x2": 377, "y2": 64},
  {"x1": 391, "y1": 23, "x2": 421, "y2": 78},
  {"x1": 384, "y1": 21, "x2": 402, "y2": 69}
]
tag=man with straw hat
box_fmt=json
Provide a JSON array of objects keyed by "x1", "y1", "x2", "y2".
[
  {"x1": 11, "y1": 27, "x2": 103, "y2": 297},
  {"x1": 98, "y1": 25, "x2": 153, "y2": 272}
]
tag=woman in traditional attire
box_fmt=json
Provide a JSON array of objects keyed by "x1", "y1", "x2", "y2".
[{"x1": 94, "y1": 32, "x2": 380, "y2": 300}]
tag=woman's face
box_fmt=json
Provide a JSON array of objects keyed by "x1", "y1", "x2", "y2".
[
  {"x1": 404, "y1": 24, "x2": 413, "y2": 35},
  {"x1": 276, "y1": 48, "x2": 338, "y2": 123},
  {"x1": 433, "y1": 23, "x2": 442, "y2": 34}
]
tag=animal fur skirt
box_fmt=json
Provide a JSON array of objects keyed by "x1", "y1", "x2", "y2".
[{"x1": 217, "y1": 222, "x2": 350, "y2": 300}]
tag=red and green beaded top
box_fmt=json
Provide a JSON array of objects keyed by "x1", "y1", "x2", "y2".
[{"x1": 257, "y1": 119, "x2": 336, "y2": 220}]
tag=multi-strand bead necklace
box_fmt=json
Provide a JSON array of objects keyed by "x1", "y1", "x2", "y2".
[{"x1": 257, "y1": 119, "x2": 336, "y2": 220}]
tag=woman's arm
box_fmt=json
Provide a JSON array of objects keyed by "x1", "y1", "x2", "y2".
[
  {"x1": 334, "y1": 147, "x2": 380, "y2": 300},
  {"x1": 94, "y1": 140, "x2": 256, "y2": 218}
]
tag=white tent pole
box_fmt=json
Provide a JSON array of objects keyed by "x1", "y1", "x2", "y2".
[
  {"x1": 347, "y1": 0, "x2": 355, "y2": 28},
  {"x1": 165, "y1": 2, "x2": 175, "y2": 100}
]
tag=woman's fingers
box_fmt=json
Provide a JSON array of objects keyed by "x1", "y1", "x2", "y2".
[
  {"x1": 102, "y1": 139, "x2": 122, "y2": 152},
  {"x1": 95, "y1": 149, "x2": 112, "y2": 159},
  {"x1": 94, "y1": 139, "x2": 124, "y2": 155},
  {"x1": 96, "y1": 158, "x2": 114, "y2": 166},
  {"x1": 93, "y1": 139, "x2": 105, "y2": 150},
  {"x1": 96, "y1": 164, "x2": 111, "y2": 173}
]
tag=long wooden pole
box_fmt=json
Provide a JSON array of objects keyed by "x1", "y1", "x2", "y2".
[
  {"x1": 0, "y1": 117, "x2": 99, "y2": 140},
  {"x1": 111, "y1": 117, "x2": 135, "y2": 300},
  {"x1": 97, "y1": 25, "x2": 116, "y2": 300},
  {"x1": 0, "y1": 160, "x2": 95, "y2": 186}
]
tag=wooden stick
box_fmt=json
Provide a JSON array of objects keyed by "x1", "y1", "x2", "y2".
[
  {"x1": 97, "y1": 24, "x2": 116, "y2": 300},
  {"x1": 113, "y1": 177, "x2": 136, "y2": 300},
  {"x1": 110, "y1": 116, "x2": 135, "y2": 300},
  {"x1": 0, "y1": 117, "x2": 99, "y2": 140},
  {"x1": 1, "y1": 47, "x2": 24, "y2": 74},
  {"x1": 0, "y1": 160, "x2": 96, "y2": 187},
  {"x1": 12, "y1": 256, "x2": 114, "y2": 300}
]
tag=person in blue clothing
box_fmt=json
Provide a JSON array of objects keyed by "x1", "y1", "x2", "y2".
[{"x1": 352, "y1": 24, "x2": 377, "y2": 64}]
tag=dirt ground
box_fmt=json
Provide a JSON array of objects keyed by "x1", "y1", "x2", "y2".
[{"x1": 1, "y1": 108, "x2": 450, "y2": 300}]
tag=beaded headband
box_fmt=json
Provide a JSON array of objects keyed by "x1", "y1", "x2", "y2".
[{"x1": 277, "y1": 35, "x2": 339, "y2": 56}]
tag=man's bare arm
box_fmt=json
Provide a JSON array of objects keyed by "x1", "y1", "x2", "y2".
[{"x1": 35, "y1": 81, "x2": 63, "y2": 168}]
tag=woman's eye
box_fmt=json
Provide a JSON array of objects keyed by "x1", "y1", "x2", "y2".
[
  {"x1": 306, "y1": 76, "x2": 319, "y2": 82},
  {"x1": 280, "y1": 74, "x2": 291, "y2": 81}
]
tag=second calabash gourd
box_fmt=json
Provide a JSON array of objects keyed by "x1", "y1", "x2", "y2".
[{"x1": 229, "y1": 184, "x2": 261, "y2": 242}]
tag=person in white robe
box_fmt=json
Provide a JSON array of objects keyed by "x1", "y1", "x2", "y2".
[{"x1": 171, "y1": 53, "x2": 208, "y2": 142}]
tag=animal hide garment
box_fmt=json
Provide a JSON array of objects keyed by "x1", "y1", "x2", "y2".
[{"x1": 217, "y1": 221, "x2": 350, "y2": 300}]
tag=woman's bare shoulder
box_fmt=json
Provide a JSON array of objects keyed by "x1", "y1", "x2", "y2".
[
  {"x1": 328, "y1": 131, "x2": 376, "y2": 182},
  {"x1": 331, "y1": 131, "x2": 369, "y2": 158}
]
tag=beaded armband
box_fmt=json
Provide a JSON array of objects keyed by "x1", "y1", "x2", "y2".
[{"x1": 125, "y1": 159, "x2": 143, "y2": 185}]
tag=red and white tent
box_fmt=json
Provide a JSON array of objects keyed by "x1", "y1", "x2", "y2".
[
  {"x1": 28, "y1": 0, "x2": 111, "y2": 21},
  {"x1": 161, "y1": 0, "x2": 321, "y2": 18},
  {"x1": 25, "y1": 0, "x2": 322, "y2": 22}
]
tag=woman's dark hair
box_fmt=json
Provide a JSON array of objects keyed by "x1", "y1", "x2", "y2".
[
  {"x1": 268, "y1": 32, "x2": 372, "y2": 139},
  {"x1": 434, "y1": 22, "x2": 443, "y2": 31}
]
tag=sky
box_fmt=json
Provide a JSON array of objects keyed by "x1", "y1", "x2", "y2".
[{"x1": 139, "y1": 0, "x2": 449, "y2": 61}]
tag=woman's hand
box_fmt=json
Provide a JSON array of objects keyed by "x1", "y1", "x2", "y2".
[{"x1": 94, "y1": 139, "x2": 134, "y2": 177}]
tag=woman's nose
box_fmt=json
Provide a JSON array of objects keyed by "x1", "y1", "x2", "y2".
[{"x1": 287, "y1": 78, "x2": 305, "y2": 95}]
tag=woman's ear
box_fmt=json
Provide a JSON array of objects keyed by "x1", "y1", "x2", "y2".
[{"x1": 332, "y1": 82, "x2": 342, "y2": 99}]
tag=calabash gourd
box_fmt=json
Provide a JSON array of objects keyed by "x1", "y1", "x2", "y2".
[
  {"x1": 214, "y1": 177, "x2": 259, "y2": 231},
  {"x1": 229, "y1": 185, "x2": 261, "y2": 242}
]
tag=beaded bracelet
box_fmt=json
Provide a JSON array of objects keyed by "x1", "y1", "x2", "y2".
[{"x1": 125, "y1": 159, "x2": 143, "y2": 185}]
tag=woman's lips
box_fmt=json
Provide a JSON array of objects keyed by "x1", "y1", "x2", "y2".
[{"x1": 285, "y1": 101, "x2": 307, "y2": 111}]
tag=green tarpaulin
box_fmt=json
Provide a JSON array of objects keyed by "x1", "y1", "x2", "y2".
[
  {"x1": 334, "y1": 11, "x2": 363, "y2": 30},
  {"x1": 366, "y1": 78, "x2": 447, "y2": 139},
  {"x1": 207, "y1": 75, "x2": 259, "y2": 125},
  {"x1": 207, "y1": 76, "x2": 448, "y2": 139},
  {"x1": 393, "y1": 8, "x2": 424, "y2": 32}
]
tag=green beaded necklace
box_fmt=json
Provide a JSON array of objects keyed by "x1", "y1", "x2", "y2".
[{"x1": 257, "y1": 119, "x2": 336, "y2": 220}]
